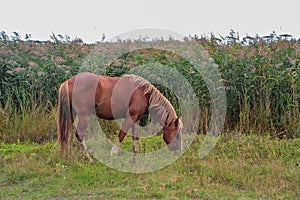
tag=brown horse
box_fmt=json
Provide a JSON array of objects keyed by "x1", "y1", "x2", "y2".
[{"x1": 57, "y1": 72, "x2": 183, "y2": 157}]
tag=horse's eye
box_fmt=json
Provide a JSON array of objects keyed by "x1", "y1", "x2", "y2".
[{"x1": 175, "y1": 134, "x2": 179, "y2": 139}]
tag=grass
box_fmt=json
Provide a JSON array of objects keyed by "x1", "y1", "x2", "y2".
[
  {"x1": 0, "y1": 104, "x2": 57, "y2": 143},
  {"x1": 0, "y1": 134, "x2": 299, "y2": 199}
]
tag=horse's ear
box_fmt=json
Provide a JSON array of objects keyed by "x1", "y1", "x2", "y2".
[
  {"x1": 174, "y1": 117, "x2": 182, "y2": 127},
  {"x1": 174, "y1": 117, "x2": 179, "y2": 127}
]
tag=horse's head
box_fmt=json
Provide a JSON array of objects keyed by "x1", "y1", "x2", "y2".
[{"x1": 163, "y1": 117, "x2": 183, "y2": 154}]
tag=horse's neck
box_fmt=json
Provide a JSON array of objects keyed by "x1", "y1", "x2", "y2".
[
  {"x1": 153, "y1": 112, "x2": 176, "y2": 127},
  {"x1": 149, "y1": 95, "x2": 177, "y2": 126},
  {"x1": 151, "y1": 111, "x2": 167, "y2": 126}
]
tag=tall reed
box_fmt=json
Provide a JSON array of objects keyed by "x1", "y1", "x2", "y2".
[{"x1": 0, "y1": 31, "x2": 299, "y2": 143}]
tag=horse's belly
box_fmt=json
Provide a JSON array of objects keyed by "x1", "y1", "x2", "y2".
[{"x1": 95, "y1": 102, "x2": 127, "y2": 120}]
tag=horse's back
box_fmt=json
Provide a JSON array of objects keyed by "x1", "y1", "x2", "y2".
[{"x1": 63, "y1": 72, "x2": 149, "y2": 119}]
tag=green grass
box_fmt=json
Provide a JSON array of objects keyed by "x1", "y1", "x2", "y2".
[{"x1": 1, "y1": 134, "x2": 299, "y2": 199}]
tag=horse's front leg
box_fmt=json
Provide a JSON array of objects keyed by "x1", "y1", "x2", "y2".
[
  {"x1": 110, "y1": 129, "x2": 127, "y2": 157},
  {"x1": 111, "y1": 114, "x2": 138, "y2": 157}
]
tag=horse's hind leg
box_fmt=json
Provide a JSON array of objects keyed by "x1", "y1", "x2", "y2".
[{"x1": 75, "y1": 114, "x2": 90, "y2": 153}]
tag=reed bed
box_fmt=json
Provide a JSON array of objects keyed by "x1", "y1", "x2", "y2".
[{"x1": 0, "y1": 31, "x2": 299, "y2": 143}]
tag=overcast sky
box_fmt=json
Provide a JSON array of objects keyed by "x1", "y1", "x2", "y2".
[{"x1": 1, "y1": 0, "x2": 299, "y2": 43}]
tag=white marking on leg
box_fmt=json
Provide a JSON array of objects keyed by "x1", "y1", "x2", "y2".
[
  {"x1": 110, "y1": 140, "x2": 120, "y2": 157},
  {"x1": 134, "y1": 140, "x2": 139, "y2": 153}
]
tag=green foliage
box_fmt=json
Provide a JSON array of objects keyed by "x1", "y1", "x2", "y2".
[
  {"x1": 208, "y1": 35, "x2": 300, "y2": 137},
  {"x1": 0, "y1": 31, "x2": 299, "y2": 142},
  {"x1": 0, "y1": 39, "x2": 87, "y2": 110}
]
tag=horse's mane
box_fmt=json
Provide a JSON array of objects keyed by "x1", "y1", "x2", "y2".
[{"x1": 123, "y1": 74, "x2": 177, "y2": 125}]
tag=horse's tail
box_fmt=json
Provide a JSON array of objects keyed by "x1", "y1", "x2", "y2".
[{"x1": 57, "y1": 81, "x2": 72, "y2": 156}]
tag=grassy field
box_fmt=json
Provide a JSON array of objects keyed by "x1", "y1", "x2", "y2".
[
  {"x1": 1, "y1": 134, "x2": 299, "y2": 199},
  {"x1": 0, "y1": 31, "x2": 300, "y2": 199}
]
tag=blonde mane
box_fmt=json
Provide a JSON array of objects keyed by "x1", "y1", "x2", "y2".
[{"x1": 123, "y1": 74, "x2": 177, "y2": 125}]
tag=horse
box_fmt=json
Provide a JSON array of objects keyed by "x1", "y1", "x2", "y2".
[{"x1": 57, "y1": 72, "x2": 183, "y2": 157}]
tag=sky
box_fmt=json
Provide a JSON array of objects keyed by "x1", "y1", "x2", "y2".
[{"x1": 1, "y1": 0, "x2": 299, "y2": 43}]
